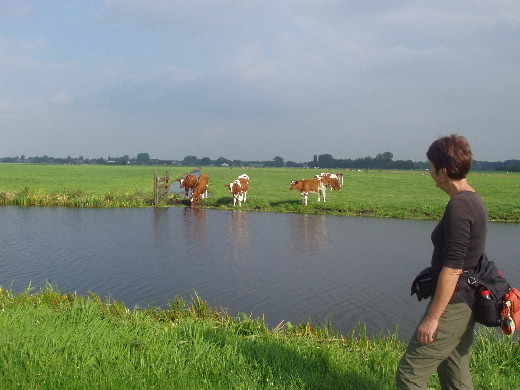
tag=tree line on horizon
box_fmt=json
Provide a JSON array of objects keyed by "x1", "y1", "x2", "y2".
[{"x1": 1, "y1": 152, "x2": 519, "y2": 172}]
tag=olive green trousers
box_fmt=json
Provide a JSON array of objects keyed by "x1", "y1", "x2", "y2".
[{"x1": 396, "y1": 302, "x2": 476, "y2": 390}]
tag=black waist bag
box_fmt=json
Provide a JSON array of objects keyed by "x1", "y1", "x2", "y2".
[
  {"x1": 467, "y1": 253, "x2": 510, "y2": 327},
  {"x1": 411, "y1": 267, "x2": 440, "y2": 302}
]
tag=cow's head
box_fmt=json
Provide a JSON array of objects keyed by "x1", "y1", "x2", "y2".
[
  {"x1": 225, "y1": 182, "x2": 236, "y2": 193},
  {"x1": 330, "y1": 179, "x2": 341, "y2": 191}
]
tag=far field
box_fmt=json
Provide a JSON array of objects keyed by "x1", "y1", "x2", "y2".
[{"x1": 0, "y1": 164, "x2": 518, "y2": 221}]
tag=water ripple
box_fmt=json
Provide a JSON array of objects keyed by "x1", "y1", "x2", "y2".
[{"x1": 1, "y1": 206, "x2": 518, "y2": 340}]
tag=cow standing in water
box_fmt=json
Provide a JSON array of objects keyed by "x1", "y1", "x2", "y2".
[
  {"x1": 225, "y1": 174, "x2": 249, "y2": 207},
  {"x1": 290, "y1": 178, "x2": 326, "y2": 206},
  {"x1": 177, "y1": 174, "x2": 197, "y2": 198},
  {"x1": 190, "y1": 173, "x2": 209, "y2": 206}
]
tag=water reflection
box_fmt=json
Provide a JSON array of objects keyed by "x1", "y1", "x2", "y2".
[
  {"x1": 182, "y1": 207, "x2": 208, "y2": 249},
  {"x1": 227, "y1": 211, "x2": 250, "y2": 262},
  {"x1": 152, "y1": 208, "x2": 170, "y2": 244},
  {"x1": 289, "y1": 214, "x2": 328, "y2": 257},
  {"x1": 1, "y1": 206, "x2": 519, "y2": 341}
]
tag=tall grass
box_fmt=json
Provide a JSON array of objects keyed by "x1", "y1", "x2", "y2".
[{"x1": 0, "y1": 285, "x2": 518, "y2": 389}]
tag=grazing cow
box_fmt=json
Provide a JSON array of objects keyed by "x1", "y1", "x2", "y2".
[
  {"x1": 225, "y1": 175, "x2": 249, "y2": 207},
  {"x1": 177, "y1": 174, "x2": 197, "y2": 198},
  {"x1": 290, "y1": 178, "x2": 326, "y2": 206},
  {"x1": 315, "y1": 173, "x2": 333, "y2": 181},
  {"x1": 190, "y1": 173, "x2": 209, "y2": 206},
  {"x1": 314, "y1": 173, "x2": 341, "y2": 191},
  {"x1": 336, "y1": 172, "x2": 344, "y2": 186}
]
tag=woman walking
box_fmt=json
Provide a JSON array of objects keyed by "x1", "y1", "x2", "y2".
[{"x1": 396, "y1": 135, "x2": 488, "y2": 389}]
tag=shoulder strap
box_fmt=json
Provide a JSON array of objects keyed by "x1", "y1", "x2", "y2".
[{"x1": 467, "y1": 253, "x2": 487, "y2": 285}]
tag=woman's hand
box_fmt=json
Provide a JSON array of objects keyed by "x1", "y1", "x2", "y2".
[
  {"x1": 416, "y1": 266, "x2": 462, "y2": 345},
  {"x1": 417, "y1": 314, "x2": 439, "y2": 345}
]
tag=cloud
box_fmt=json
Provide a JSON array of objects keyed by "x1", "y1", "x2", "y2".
[
  {"x1": 232, "y1": 45, "x2": 277, "y2": 83},
  {"x1": 0, "y1": 1, "x2": 519, "y2": 161},
  {"x1": 0, "y1": 0, "x2": 33, "y2": 21},
  {"x1": 52, "y1": 91, "x2": 72, "y2": 106}
]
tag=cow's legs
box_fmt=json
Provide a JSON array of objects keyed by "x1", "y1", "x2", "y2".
[{"x1": 302, "y1": 193, "x2": 308, "y2": 206}]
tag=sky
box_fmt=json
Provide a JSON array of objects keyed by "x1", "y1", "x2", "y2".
[{"x1": 1, "y1": 1, "x2": 519, "y2": 163}]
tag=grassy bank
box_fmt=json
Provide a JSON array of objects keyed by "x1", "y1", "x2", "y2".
[
  {"x1": 0, "y1": 164, "x2": 519, "y2": 221},
  {"x1": 1, "y1": 285, "x2": 518, "y2": 390},
  {"x1": 179, "y1": 167, "x2": 520, "y2": 221},
  {"x1": 0, "y1": 164, "x2": 191, "y2": 208}
]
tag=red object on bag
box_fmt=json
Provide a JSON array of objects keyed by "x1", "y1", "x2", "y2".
[{"x1": 501, "y1": 287, "x2": 520, "y2": 335}]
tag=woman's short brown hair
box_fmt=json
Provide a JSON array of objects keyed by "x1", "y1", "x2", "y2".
[{"x1": 426, "y1": 134, "x2": 472, "y2": 180}]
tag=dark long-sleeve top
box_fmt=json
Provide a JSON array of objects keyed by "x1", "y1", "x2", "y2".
[{"x1": 430, "y1": 191, "x2": 488, "y2": 307}]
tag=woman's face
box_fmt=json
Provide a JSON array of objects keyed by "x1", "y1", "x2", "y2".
[{"x1": 429, "y1": 161, "x2": 445, "y2": 188}]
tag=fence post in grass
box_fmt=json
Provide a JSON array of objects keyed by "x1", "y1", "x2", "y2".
[
  {"x1": 154, "y1": 170, "x2": 171, "y2": 207},
  {"x1": 154, "y1": 170, "x2": 158, "y2": 207}
]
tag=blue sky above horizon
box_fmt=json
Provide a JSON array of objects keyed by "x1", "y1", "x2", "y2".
[{"x1": 1, "y1": 1, "x2": 519, "y2": 162}]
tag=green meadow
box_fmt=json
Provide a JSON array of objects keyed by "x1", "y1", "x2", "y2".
[
  {"x1": 0, "y1": 164, "x2": 188, "y2": 208},
  {"x1": 0, "y1": 285, "x2": 518, "y2": 390},
  {"x1": 1, "y1": 164, "x2": 518, "y2": 221},
  {"x1": 1, "y1": 165, "x2": 519, "y2": 388},
  {"x1": 198, "y1": 167, "x2": 520, "y2": 221}
]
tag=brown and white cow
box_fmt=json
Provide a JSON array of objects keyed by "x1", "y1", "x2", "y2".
[
  {"x1": 190, "y1": 173, "x2": 209, "y2": 206},
  {"x1": 314, "y1": 173, "x2": 341, "y2": 191},
  {"x1": 177, "y1": 174, "x2": 198, "y2": 198},
  {"x1": 225, "y1": 180, "x2": 248, "y2": 207},
  {"x1": 290, "y1": 178, "x2": 326, "y2": 206},
  {"x1": 237, "y1": 174, "x2": 249, "y2": 203},
  {"x1": 225, "y1": 174, "x2": 249, "y2": 206},
  {"x1": 336, "y1": 172, "x2": 344, "y2": 186}
]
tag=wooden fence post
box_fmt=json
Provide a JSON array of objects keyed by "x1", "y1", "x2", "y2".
[
  {"x1": 154, "y1": 170, "x2": 158, "y2": 207},
  {"x1": 154, "y1": 170, "x2": 171, "y2": 207}
]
